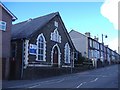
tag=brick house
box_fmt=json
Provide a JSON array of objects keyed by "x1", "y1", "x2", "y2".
[
  {"x1": 11, "y1": 12, "x2": 75, "y2": 79},
  {"x1": 0, "y1": 2, "x2": 17, "y2": 80}
]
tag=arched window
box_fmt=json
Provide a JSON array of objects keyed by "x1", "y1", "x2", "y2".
[
  {"x1": 50, "y1": 28, "x2": 61, "y2": 43},
  {"x1": 64, "y1": 43, "x2": 70, "y2": 63},
  {"x1": 36, "y1": 33, "x2": 46, "y2": 61}
]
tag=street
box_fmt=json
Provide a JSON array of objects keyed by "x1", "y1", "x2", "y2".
[{"x1": 2, "y1": 65, "x2": 119, "y2": 89}]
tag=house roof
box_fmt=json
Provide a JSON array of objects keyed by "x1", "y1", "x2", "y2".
[
  {"x1": 69, "y1": 29, "x2": 87, "y2": 38},
  {"x1": 0, "y1": 2, "x2": 17, "y2": 21},
  {"x1": 12, "y1": 12, "x2": 59, "y2": 39},
  {"x1": 69, "y1": 29, "x2": 100, "y2": 43},
  {"x1": 12, "y1": 12, "x2": 76, "y2": 51}
]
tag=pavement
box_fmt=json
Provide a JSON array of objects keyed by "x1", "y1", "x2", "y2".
[{"x1": 2, "y1": 64, "x2": 120, "y2": 89}]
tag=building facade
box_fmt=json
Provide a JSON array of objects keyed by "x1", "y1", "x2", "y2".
[
  {"x1": 11, "y1": 12, "x2": 75, "y2": 79},
  {"x1": 69, "y1": 30, "x2": 100, "y2": 61},
  {"x1": 0, "y1": 2, "x2": 17, "y2": 79},
  {"x1": 88, "y1": 37, "x2": 100, "y2": 60},
  {"x1": 69, "y1": 30, "x2": 88, "y2": 58},
  {"x1": 69, "y1": 30, "x2": 120, "y2": 67}
]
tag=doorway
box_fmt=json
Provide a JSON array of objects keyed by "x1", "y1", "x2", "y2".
[
  {"x1": 51, "y1": 44, "x2": 61, "y2": 67},
  {"x1": 53, "y1": 46, "x2": 58, "y2": 67}
]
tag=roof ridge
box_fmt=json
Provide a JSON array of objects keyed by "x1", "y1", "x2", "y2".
[
  {"x1": 33, "y1": 12, "x2": 59, "y2": 20},
  {"x1": 13, "y1": 12, "x2": 59, "y2": 25}
]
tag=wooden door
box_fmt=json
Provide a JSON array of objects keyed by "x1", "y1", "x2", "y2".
[{"x1": 53, "y1": 46, "x2": 58, "y2": 67}]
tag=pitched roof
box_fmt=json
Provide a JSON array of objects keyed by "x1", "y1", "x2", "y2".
[
  {"x1": 0, "y1": 2, "x2": 17, "y2": 21},
  {"x1": 69, "y1": 29, "x2": 87, "y2": 38},
  {"x1": 12, "y1": 12, "x2": 59, "y2": 40}
]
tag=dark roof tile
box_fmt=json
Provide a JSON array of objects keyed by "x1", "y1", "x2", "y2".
[{"x1": 12, "y1": 12, "x2": 59, "y2": 39}]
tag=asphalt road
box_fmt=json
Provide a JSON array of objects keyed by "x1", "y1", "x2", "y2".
[{"x1": 2, "y1": 65, "x2": 119, "y2": 89}]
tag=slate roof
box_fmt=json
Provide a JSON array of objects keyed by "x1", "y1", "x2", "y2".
[
  {"x1": 12, "y1": 12, "x2": 76, "y2": 51},
  {"x1": 12, "y1": 12, "x2": 59, "y2": 39}
]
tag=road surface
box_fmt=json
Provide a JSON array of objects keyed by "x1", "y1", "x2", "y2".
[{"x1": 2, "y1": 65, "x2": 119, "y2": 89}]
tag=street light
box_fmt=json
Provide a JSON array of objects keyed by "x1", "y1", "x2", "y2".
[
  {"x1": 101, "y1": 34, "x2": 108, "y2": 67},
  {"x1": 102, "y1": 34, "x2": 108, "y2": 44}
]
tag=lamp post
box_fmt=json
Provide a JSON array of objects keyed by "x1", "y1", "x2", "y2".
[
  {"x1": 101, "y1": 34, "x2": 108, "y2": 67},
  {"x1": 102, "y1": 34, "x2": 107, "y2": 44}
]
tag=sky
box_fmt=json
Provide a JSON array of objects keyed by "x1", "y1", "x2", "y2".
[{"x1": 3, "y1": 1, "x2": 119, "y2": 52}]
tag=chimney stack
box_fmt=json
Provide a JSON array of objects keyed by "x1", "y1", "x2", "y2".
[
  {"x1": 85, "y1": 32, "x2": 90, "y2": 37},
  {"x1": 94, "y1": 36, "x2": 99, "y2": 41},
  {"x1": 27, "y1": 18, "x2": 32, "y2": 22}
]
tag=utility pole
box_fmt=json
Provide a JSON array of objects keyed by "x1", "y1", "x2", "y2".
[
  {"x1": 101, "y1": 34, "x2": 108, "y2": 67},
  {"x1": 102, "y1": 34, "x2": 107, "y2": 44}
]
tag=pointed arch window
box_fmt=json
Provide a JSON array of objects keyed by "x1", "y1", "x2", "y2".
[
  {"x1": 36, "y1": 33, "x2": 46, "y2": 61},
  {"x1": 51, "y1": 28, "x2": 61, "y2": 43},
  {"x1": 64, "y1": 43, "x2": 70, "y2": 63}
]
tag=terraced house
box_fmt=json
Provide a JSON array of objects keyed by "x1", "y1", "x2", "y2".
[
  {"x1": 11, "y1": 12, "x2": 75, "y2": 79},
  {"x1": 69, "y1": 30, "x2": 100, "y2": 67},
  {"x1": 69, "y1": 30, "x2": 120, "y2": 68}
]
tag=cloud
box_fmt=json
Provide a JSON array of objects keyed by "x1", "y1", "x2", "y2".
[{"x1": 100, "y1": 0, "x2": 119, "y2": 30}]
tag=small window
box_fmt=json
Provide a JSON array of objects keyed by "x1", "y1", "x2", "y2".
[
  {"x1": 54, "y1": 21, "x2": 58, "y2": 27},
  {"x1": 0, "y1": 21, "x2": 6, "y2": 31},
  {"x1": 89, "y1": 39, "x2": 92, "y2": 47},
  {"x1": 50, "y1": 28, "x2": 61, "y2": 43}
]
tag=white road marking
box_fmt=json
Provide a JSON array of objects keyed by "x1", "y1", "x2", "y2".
[
  {"x1": 90, "y1": 78, "x2": 98, "y2": 82},
  {"x1": 76, "y1": 78, "x2": 98, "y2": 88},
  {"x1": 28, "y1": 83, "x2": 41, "y2": 88},
  {"x1": 77, "y1": 74, "x2": 109, "y2": 78},
  {"x1": 9, "y1": 78, "x2": 64, "y2": 88},
  {"x1": 28, "y1": 78, "x2": 65, "y2": 88},
  {"x1": 9, "y1": 83, "x2": 38, "y2": 88},
  {"x1": 40, "y1": 79, "x2": 61, "y2": 84},
  {"x1": 56, "y1": 79, "x2": 65, "y2": 83},
  {"x1": 76, "y1": 82, "x2": 86, "y2": 88},
  {"x1": 76, "y1": 83, "x2": 83, "y2": 88}
]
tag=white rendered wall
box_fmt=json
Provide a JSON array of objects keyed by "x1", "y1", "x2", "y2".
[{"x1": 69, "y1": 31, "x2": 88, "y2": 57}]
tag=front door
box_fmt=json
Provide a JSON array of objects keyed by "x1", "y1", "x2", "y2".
[{"x1": 53, "y1": 46, "x2": 58, "y2": 67}]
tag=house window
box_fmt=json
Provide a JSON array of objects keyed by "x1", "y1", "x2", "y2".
[
  {"x1": 64, "y1": 43, "x2": 70, "y2": 63},
  {"x1": 89, "y1": 39, "x2": 92, "y2": 47},
  {"x1": 93, "y1": 41, "x2": 96, "y2": 48},
  {"x1": 36, "y1": 33, "x2": 46, "y2": 61},
  {"x1": 97, "y1": 43, "x2": 99, "y2": 50},
  {"x1": 101, "y1": 52, "x2": 103, "y2": 59},
  {"x1": 54, "y1": 21, "x2": 58, "y2": 27},
  {"x1": 51, "y1": 28, "x2": 61, "y2": 43},
  {"x1": 95, "y1": 42, "x2": 97, "y2": 49},
  {"x1": 101, "y1": 44, "x2": 103, "y2": 51},
  {"x1": 0, "y1": 21, "x2": 6, "y2": 31},
  {"x1": 55, "y1": 30, "x2": 58, "y2": 41},
  {"x1": 95, "y1": 42, "x2": 99, "y2": 49},
  {"x1": 89, "y1": 49, "x2": 94, "y2": 59}
]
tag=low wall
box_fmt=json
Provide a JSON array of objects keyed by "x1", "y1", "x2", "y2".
[{"x1": 22, "y1": 65, "x2": 93, "y2": 80}]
